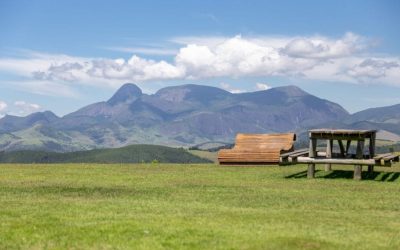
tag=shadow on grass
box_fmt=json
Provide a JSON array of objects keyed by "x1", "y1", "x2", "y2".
[
  {"x1": 285, "y1": 170, "x2": 321, "y2": 179},
  {"x1": 285, "y1": 170, "x2": 400, "y2": 182}
]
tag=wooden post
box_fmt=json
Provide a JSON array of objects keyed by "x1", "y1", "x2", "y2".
[
  {"x1": 354, "y1": 140, "x2": 364, "y2": 180},
  {"x1": 338, "y1": 140, "x2": 345, "y2": 157},
  {"x1": 309, "y1": 136, "x2": 317, "y2": 158},
  {"x1": 345, "y1": 140, "x2": 351, "y2": 156},
  {"x1": 325, "y1": 139, "x2": 333, "y2": 171},
  {"x1": 308, "y1": 133, "x2": 317, "y2": 179},
  {"x1": 368, "y1": 133, "x2": 376, "y2": 174},
  {"x1": 307, "y1": 164, "x2": 315, "y2": 178},
  {"x1": 354, "y1": 165, "x2": 362, "y2": 180}
]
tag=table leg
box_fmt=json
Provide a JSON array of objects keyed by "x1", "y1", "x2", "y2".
[
  {"x1": 354, "y1": 140, "x2": 365, "y2": 180},
  {"x1": 345, "y1": 140, "x2": 351, "y2": 156},
  {"x1": 338, "y1": 140, "x2": 345, "y2": 157},
  {"x1": 325, "y1": 139, "x2": 333, "y2": 171},
  {"x1": 308, "y1": 136, "x2": 317, "y2": 179},
  {"x1": 309, "y1": 137, "x2": 317, "y2": 158},
  {"x1": 307, "y1": 164, "x2": 315, "y2": 178},
  {"x1": 368, "y1": 133, "x2": 376, "y2": 174}
]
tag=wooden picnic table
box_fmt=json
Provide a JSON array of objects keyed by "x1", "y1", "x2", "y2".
[{"x1": 307, "y1": 129, "x2": 377, "y2": 180}]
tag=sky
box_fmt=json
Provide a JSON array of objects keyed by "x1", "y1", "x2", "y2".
[{"x1": 0, "y1": 0, "x2": 400, "y2": 117}]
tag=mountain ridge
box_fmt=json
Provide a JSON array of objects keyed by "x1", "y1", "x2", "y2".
[{"x1": 0, "y1": 82, "x2": 398, "y2": 152}]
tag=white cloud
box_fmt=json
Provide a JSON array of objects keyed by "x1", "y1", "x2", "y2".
[
  {"x1": 173, "y1": 33, "x2": 370, "y2": 79},
  {"x1": 346, "y1": 58, "x2": 399, "y2": 79},
  {"x1": 13, "y1": 101, "x2": 41, "y2": 116},
  {"x1": 255, "y1": 83, "x2": 271, "y2": 91},
  {"x1": 282, "y1": 32, "x2": 365, "y2": 59},
  {"x1": 0, "y1": 100, "x2": 7, "y2": 118},
  {"x1": 106, "y1": 46, "x2": 178, "y2": 55},
  {"x1": 220, "y1": 82, "x2": 244, "y2": 93},
  {"x1": 0, "y1": 101, "x2": 7, "y2": 112},
  {"x1": 0, "y1": 100, "x2": 43, "y2": 117},
  {"x1": 30, "y1": 54, "x2": 184, "y2": 83},
  {"x1": 0, "y1": 32, "x2": 399, "y2": 90}
]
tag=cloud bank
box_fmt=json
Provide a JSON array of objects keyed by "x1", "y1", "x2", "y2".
[
  {"x1": 0, "y1": 100, "x2": 41, "y2": 117},
  {"x1": 0, "y1": 32, "x2": 399, "y2": 97}
]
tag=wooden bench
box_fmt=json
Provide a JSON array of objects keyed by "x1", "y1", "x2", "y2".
[
  {"x1": 373, "y1": 153, "x2": 400, "y2": 166},
  {"x1": 218, "y1": 133, "x2": 296, "y2": 165}
]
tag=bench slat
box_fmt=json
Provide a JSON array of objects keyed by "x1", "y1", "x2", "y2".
[{"x1": 373, "y1": 153, "x2": 393, "y2": 160}]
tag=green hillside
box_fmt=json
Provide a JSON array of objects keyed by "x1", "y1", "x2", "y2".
[{"x1": 0, "y1": 144, "x2": 211, "y2": 164}]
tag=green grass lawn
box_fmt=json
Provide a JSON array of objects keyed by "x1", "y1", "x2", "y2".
[{"x1": 1, "y1": 163, "x2": 399, "y2": 249}]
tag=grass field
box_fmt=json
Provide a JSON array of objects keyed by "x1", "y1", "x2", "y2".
[
  {"x1": 1, "y1": 163, "x2": 399, "y2": 249},
  {"x1": 188, "y1": 150, "x2": 218, "y2": 163}
]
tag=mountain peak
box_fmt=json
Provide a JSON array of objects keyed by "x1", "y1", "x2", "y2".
[
  {"x1": 29, "y1": 110, "x2": 58, "y2": 119},
  {"x1": 155, "y1": 84, "x2": 231, "y2": 103},
  {"x1": 107, "y1": 83, "x2": 142, "y2": 105},
  {"x1": 272, "y1": 85, "x2": 309, "y2": 97}
]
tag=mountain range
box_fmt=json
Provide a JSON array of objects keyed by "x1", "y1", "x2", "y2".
[{"x1": 0, "y1": 83, "x2": 399, "y2": 152}]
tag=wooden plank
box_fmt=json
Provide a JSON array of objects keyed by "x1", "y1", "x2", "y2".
[
  {"x1": 280, "y1": 148, "x2": 308, "y2": 158},
  {"x1": 382, "y1": 154, "x2": 400, "y2": 161},
  {"x1": 329, "y1": 152, "x2": 367, "y2": 159},
  {"x1": 373, "y1": 153, "x2": 393, "y2": 160},
  {"x1": 309, "y1": 128, "x2": 376, "y2": 135},
  {"x1": 288, "y1": 150, "x2": 310, "y2": 157},
  {"x1": 288, "y1": 154, "x2": 310, "y2": 162},
  {"x1": 280, "y1": 149, "x2": 309, "y2": 164},
  {"x1": 296, "y1": 157, "x2": 380, "y2": 165},
  {"x1": 310, "y1": 134, "x2": 368, "y2": 140}
]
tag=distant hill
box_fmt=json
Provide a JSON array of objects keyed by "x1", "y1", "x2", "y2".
[
  {"x1": 341, "y1": 104, "x2": 400, "y2": 139},
  {"x1": 0, "y1": 83, "x2": 349, "y2": 152},
  {"x1": 0, "y1": 144, "x2": 211, "y2": 163},
  {"x1": 346, "y1": 103, "x2": 400, "y2": 124},
  {"x1": 307, "y1": 103, "x2": 400, "y2": 143}
]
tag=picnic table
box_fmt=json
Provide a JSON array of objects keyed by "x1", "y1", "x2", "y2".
[
  {"x1": 279, "y1": 129, "x2": 399, "y2": 180},
  {"x1": 307, "y1": 129, "x2": 376, "y2": 180}
]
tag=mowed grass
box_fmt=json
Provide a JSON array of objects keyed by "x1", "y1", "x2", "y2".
[{"x1": 0, "y1": 163, "x2": 400, "y2": 250}]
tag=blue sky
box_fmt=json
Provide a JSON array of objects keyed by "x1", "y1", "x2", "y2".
[{"x1": 0, "y1": 0, "x2": 399, "y2": 117}]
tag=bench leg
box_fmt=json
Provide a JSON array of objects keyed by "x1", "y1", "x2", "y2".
[
  {"x1": 354, "y1": 165, "x2": 362, "y2": 180},
  {"x1": 307, "y1": 164, "x2": 315, "y2": 179}
]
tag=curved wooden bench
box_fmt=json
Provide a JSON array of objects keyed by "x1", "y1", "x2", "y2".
[{"x1": 218, "y1": 133, "x2": 296, "y2": 165}]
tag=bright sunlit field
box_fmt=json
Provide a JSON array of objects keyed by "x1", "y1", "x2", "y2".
[{"x1": 1, "y1": 163, "x2": 399, "y2": 249}]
